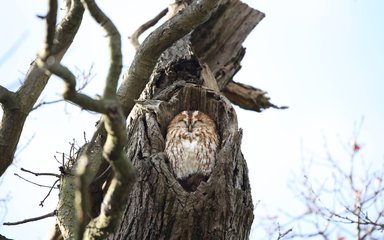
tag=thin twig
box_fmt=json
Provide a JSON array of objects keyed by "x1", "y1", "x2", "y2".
[
  {"x1": 37, "y1": 61, "x2": 109, "y2": 113},
  {"x1": 20, "y1": 167, "x2": 60, "y2": 178},
  {"x1": 277, "y1": 228, "x2": 293, "y2": 240},
  {"x1": 13, "y1": 173, "x2": 59, "y2": 189},
  {"x1": 130, "y1": 8, "x2": 168, "y2": 50},
  {"x1": 40, "y1": 179, "x2": 60, "y2": 207},
  {"x1": 32, "y1": 99, "x2": 63, "y2": 111},
  {"x1": 36, "y1": 0, "x2": 107, "y2": 113},
  {"x1": 83, "y1": 131, "x2": 88, "y2": 144},
  {"x1": 3, "y1": 210, "x2": 57, "y2": 226},
  {"x1": 32, "y1": 65, "x2": 94, "y2": 111},
  {"x1": 74, "y1": 64, "x2": 95, "y2": 91},
  {"x1": 54, "y1": 153, "x2": 62, "y2": 165}
]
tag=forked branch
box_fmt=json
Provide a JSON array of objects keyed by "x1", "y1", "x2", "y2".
[
  {"x1": 117, "y1": 0, "x2": 222, "y2": 117},
  {"x1": 37, "y1": 0, "x2": 135, "y2": 239},
  {"x1": 0, "y1": 0, "x2": 84, "y2": 176},
  {"x1": 130, "y1": 8, "x2": 168, "y2": 50}
]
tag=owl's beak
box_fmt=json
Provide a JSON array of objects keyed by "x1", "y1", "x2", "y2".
[{"x1": 188, "y1": 124, "x2": 192, "y2": 132}]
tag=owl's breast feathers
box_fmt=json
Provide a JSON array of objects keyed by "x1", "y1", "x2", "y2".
[{"x1": 165, "y1": 111, "x2": 219, "y2": 190}]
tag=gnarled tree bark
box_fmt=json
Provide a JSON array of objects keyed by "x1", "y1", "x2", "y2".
[
  {"x1": 110, "y1": 57, "x2": 253, "y2": 239},
  {"x1": 0, "y1": 0, "x2": 281, "y2": 239},
  {"x1": 107, "y1": 1, "x2": 264, "y2": 239}
]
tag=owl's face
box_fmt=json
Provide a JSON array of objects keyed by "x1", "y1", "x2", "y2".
[{"x1": 168, "y1": 111, "x2": 213, "y2": 133}]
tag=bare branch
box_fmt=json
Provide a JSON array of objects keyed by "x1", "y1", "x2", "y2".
[
  {"x1": 130, "y1": 8, "x2": 168, "y2": 50},
  {"x1": 290, "y1": 134, "x2": 383, "y2": 238},
  {"x1": 277, "y1": 227, "x2": 293, "y2": 240},
  {"x1": 31, "y1": 99, "x2": 63, "y2": 111},
  {"x1": 31, "y1": 66, "x2": 94, "y2": 111},
  {"x1": 69, "y1": 0, "x2": 135, "y2": 237},
  {"x1": 255, "y1": 125, "x2": 384, "y2": 239},
  {"x1": 13, "y1": 173, "x2": 59, "y2": 189},
  {"x1": 117, "y1": 0, "x2": 222, "y2": 117},
  {"x1": 74, "y1": 64, "x2": 95, "y2": 91},
  {"x1": 0, "y1": 0, "x2": 84, "y2": 176},
  {"x1": 37, "y1": 1, "x2": 102, "y2": 112},
  {"x1": 20, "y1": 167, "x2": 60, "y2": 178},
  {"x1": 80, "y1": 0, "x2": 122, "y2": 99},
  {"x1": 55, "y1": 3, "x2": 228, "y2": 235},
  {"x1": 35, "y1": 0, "x2": 135, "y2": 238},
  {"x1": 37, "y1": 0, "x2": 123, "y2": 113},
  {"x1": 40, "y1": 179, "x2": 60, "y2": 207},
  {"x1": 3, "y1": 210, "x2": 56, "y2": 226},
  {"x1": 222, "y1": 81, "x2": 288, "y2": 112},
  {"x1": 35, "y1": 60, "x2": 108, "y2": 113}
]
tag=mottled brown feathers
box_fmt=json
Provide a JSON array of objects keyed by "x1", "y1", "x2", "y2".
[{"x1": 165, "y1": 111, "x2": 219, "y2": 191}]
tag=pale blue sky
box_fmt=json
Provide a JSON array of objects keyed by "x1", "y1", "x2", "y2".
[{"x1": 1, "y1": 1, "x2": 383, "y2": 239}]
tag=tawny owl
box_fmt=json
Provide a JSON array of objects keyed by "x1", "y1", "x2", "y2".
[{"x1": 165, "y1": 110, "x2": 219, "y2": 186}]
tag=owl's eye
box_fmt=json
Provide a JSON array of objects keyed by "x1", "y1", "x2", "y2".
[{"x1": 192, "y1": 120, "x2": 202, "y2": 126}]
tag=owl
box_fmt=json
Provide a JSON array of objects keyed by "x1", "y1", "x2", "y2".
[{"x1": 165, "y1": 110, "x2": 219, "y2": 189}]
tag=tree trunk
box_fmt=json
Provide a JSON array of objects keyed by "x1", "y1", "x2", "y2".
[
  {"x1": 109, "y1": 58, "x2": 253, "y2": 240},
  {"x1": 107, "y1": 1, "x2": 263, "y2": 239}
]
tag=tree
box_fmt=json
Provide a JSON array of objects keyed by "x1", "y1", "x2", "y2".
[
  {"x1": 254, "y1": 121, "x2": 384, "y2": 240},
  {"x1": 0, "y1": 0, "x2": 282, "y2": 239}
]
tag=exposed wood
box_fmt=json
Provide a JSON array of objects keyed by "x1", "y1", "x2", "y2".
[
  {"x1": 222, "y1": 81, "x2": 288, "y2": 112},
  {"x1": 191, "y1": 0, "x2": 265, "y2": 89},
  {"x1": 201, "y1": 63, "x2": 220, "y2": 91},
  {"x1": 190, "y1": 0, "x2": 285, "y2": 112}
]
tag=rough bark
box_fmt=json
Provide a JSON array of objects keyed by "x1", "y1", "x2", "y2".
[
  {"x1": 109, "y1": 57, "x2": 253, "y2": 239},
  {"x1": 106, "y1": 1, "x2": 262, "y2": 239},
  {"x1": 0, "y1": 0, "x2": 275, "y2": 238},
  {"x1": 51, "y1": 0, "x2": 265, "y2": 239}
]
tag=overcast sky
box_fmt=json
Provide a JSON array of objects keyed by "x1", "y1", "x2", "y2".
[{"x1": 1, "y1": 0, "x2": 383, "y2": 239}]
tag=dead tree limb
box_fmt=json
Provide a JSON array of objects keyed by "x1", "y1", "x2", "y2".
[{"x1": 0, "y1": 0, "x2": 85, "y2": 176}]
